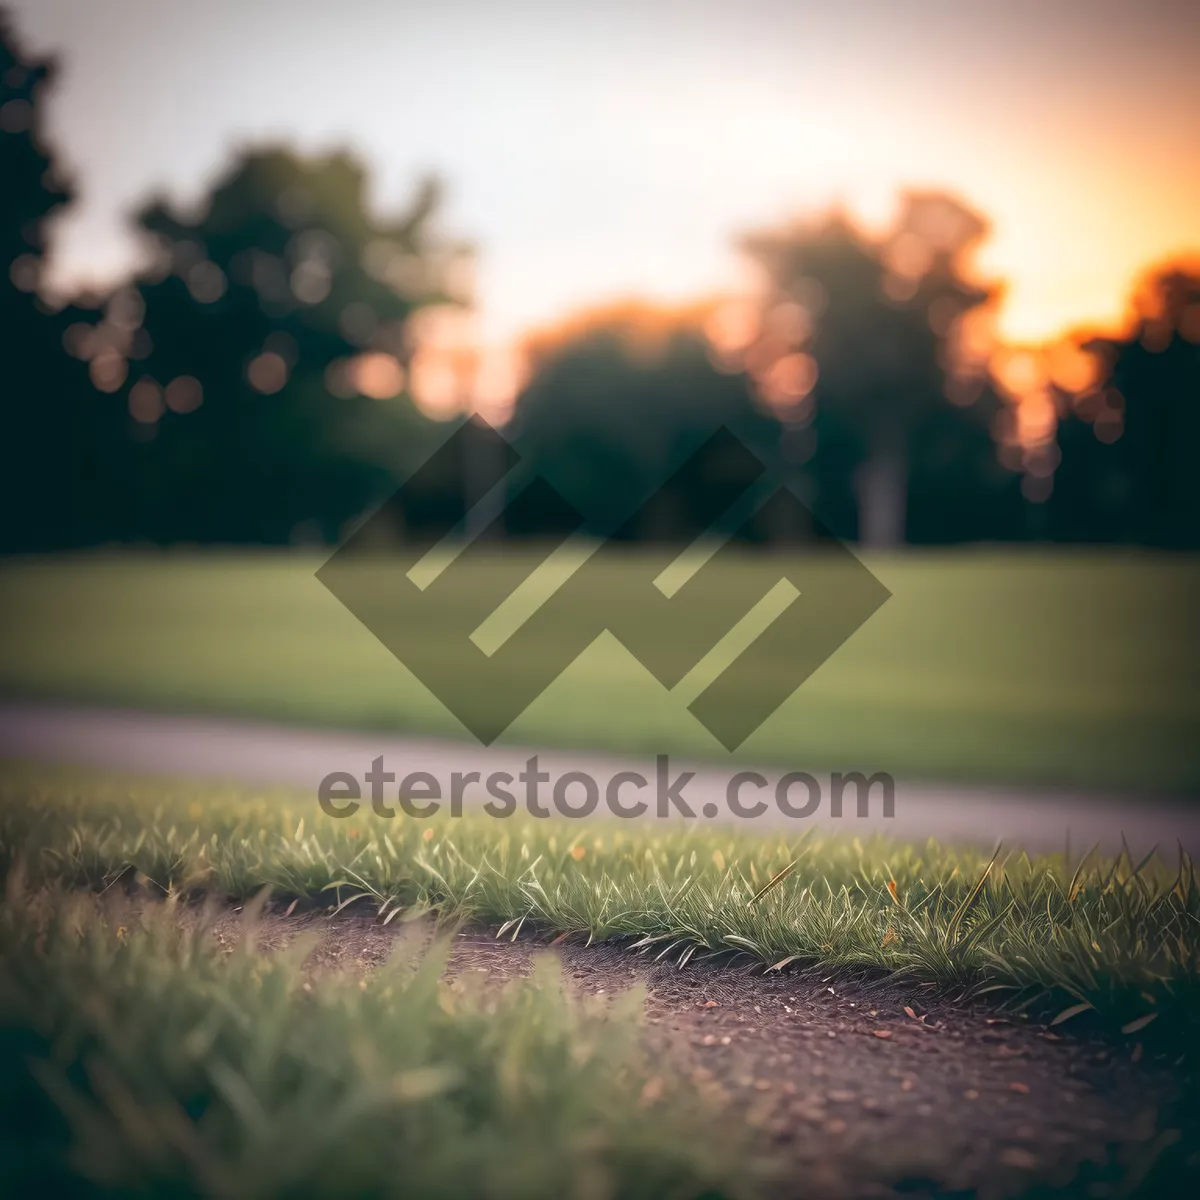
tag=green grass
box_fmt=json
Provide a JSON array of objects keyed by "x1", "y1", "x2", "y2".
[
  {"x1": 0, "y1": 886, "x2": 751, "y2": 1200},
  {"x1": 1, "y1": 548, "x2": 1198, "y2": 789},
  {"x1": 3, "y1": 762, "x2": 1198, "y2": 1047},
  {"x1": 4, "y1": 761, "x2": 1199, "y2": 1196}
]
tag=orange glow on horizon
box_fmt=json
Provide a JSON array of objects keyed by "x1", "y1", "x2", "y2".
[{"x1": 518, "y1": 297, "x2": 719, "y2": 365}]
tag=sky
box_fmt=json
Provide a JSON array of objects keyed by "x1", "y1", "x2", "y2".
[{"x1": 11, "y1": 0, "x2": 1200, "y2": 349}]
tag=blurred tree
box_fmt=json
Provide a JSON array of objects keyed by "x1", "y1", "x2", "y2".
[
  {"x1": 906, "y1": 379, "x2": 1027, "y2": 544},
  {"x1": 92, "y1": 148, "x2": 465, "y2": 543},
  {"x1": 1052, "y1": 265, "x2": 1200, "y2": 548},
  {"x1": 740, "y1": 194, "x2": 1016, "y2": 546},
  {"x1": 0, "y1": 12, "x2": 81, "y2": 551},
  {"x1": 1047, "y1": 398, "x2": 1129, "y2": 543},
  {"x1": 508, "y1": 304, "x2": 787, "y2": 540}
]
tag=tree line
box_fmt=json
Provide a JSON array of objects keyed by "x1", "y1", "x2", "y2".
[{"x1": 2, "y1": 14, "x2": 1197, "y2": 553}]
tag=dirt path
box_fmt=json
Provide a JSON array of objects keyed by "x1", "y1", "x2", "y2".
[
  {"x1": 3, "y1": 702, "x2": 1199, "y2": 855},
  {"x1": 199, "y1": 906, "x2": 1189, "y2": 1200}
]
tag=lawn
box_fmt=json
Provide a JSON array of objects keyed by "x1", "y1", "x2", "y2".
[
  {"x1": 0, "y1": 888, "x2": 751, "y2": 1200},
  {"x1": 0, "y1": 548, "x2": 1197, "y2": 790},
  {"x1": 3, "y1": 762, "x2": 1195, "y2": 1041},
  {"x1": 2, "y1": 762, "x2": 1197, "y2": 1197}
]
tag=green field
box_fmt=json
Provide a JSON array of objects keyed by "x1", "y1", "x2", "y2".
[
  {"x1": 1, "y1": 881, "x2": 748, "y2": 1199},
  {"x1": 2, "y1": 764, "x2": 1198, "y2": 1196},
  {"x1": 3, "y1": 762, "x2": 1196, "y2": 1042},
  {"x1": 1, "y1": 549, "x2": 1197, "y2": 790}
]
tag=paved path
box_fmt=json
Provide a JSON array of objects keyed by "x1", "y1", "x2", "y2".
[{"x1": 2, "y1": 702, "x2": 1197, "y2": 856}]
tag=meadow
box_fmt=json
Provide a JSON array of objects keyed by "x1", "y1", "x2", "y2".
[
  {"x1": 3, "y1": 761, "x2": 1198, "y2": 1196},
  {"x1": 0, "y1": 548, "x2": 1197, "y2": 790},
  {"x1": 0, "y1": 887, "x2": 750, "y2": 1199},
  {"x1": 4, "y1": 762, "x2": 1196, "y2": 1040}
]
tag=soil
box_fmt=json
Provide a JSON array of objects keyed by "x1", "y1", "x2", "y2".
[{"x1": 184, "y1": 904, "x2": 1197, "y2": 1198}]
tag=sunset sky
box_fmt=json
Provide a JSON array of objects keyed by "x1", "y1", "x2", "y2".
[{"x1": 12, "y1": 0, "x2": 1200, "y2": 350}]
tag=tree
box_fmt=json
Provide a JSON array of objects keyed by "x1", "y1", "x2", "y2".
[
  {"x1": 1052, "y1": 264, "x2": 1200, "y2": 547},
  {"x1": 82, "y1": 147, "x2": 466, "y2": 543},
  {"x1": 740, "y1": 193, "x2": 1003, "y2": 546},
  {"x1": 0, "y1": 11, "x2": 79, "y2": 550},
  {"x1": 508, "y1": 303, "x2": 787, "y2": 540}
]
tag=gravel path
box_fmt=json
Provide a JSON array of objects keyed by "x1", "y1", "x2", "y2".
[{"x1": 180, "y1": 902, "x2": 1192, "y2": 1199}]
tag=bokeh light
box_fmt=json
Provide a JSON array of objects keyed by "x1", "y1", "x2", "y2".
[
  {"x1": 247, "y1": 351, "x2": 288, "y2": 394},
  {"x1": 128, "y1": 377, "x2": 164, "y2": 424},
  {"x1": 164, "y1": 375, "x2": 203, "y2": 414}
]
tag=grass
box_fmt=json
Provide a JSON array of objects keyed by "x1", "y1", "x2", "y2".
[
  {"x1": 3, "y1": 762, "x2": 1198, "y2": 1048},
  {"x1": 0, "y1": 887, "x2": 751, "y2": 1199},
  {"x1": 4, "y1": 761, "x2": 1200, "y2": 1196},
  {"x1": 1, "y1": 548, "x2": 1198, "y2": 790}
]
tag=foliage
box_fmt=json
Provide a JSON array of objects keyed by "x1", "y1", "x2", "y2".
[
  {"x1": 77, "y1": 149, "x2": 460, "y2": 545},
  {"x1": 509, "y1": 306, "x2": 786, "y2": 539},
  {"x1": 1053, "y1": 265, "x2": 1200, "y2": 547},
  {"x1": 740, "y1": 194, "x2": 1021, "y2": 546},
  {"x1": 0, "y1": 14, "x2": 85, "y2": 552},
  {"x1": 1, "y1": 11, "x2": 1196, "y2": 552}
]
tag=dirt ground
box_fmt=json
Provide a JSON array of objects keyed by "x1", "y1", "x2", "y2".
[{"x1": 177, "y1": 902, "x2": 1199, "y2": 1200}]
